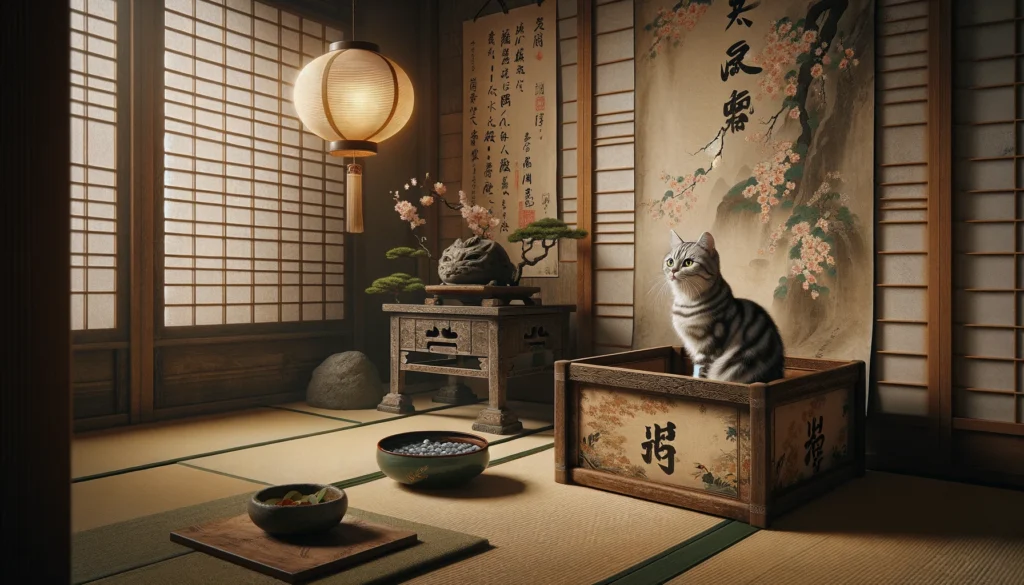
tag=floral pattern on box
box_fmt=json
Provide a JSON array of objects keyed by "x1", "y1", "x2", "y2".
[
  {"x1": 771, "y1": 387, "x2": 850, "y2": 494},
  {"x1": 578, "y1": 387, "x2": 751, "y2": 500}
]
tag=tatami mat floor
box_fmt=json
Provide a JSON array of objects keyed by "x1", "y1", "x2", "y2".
[
  {"x1": 71, "y1": 387, "x2": 552, "y2": 534},
  {"x1": 72, "y1": 391, "x2": 1024, "y2": 585}
]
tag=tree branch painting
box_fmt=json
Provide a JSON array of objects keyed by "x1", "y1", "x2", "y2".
[{"x1": 643, "y1": 0, "x2": 865, "y2": 302}]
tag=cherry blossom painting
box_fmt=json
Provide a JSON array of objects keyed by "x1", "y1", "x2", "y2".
[{"x1": 633, "y1": 0, "x2": 874, "y2": 367}]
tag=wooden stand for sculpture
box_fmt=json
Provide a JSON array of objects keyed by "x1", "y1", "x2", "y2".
[
  {"x1": 378, "y1": 303, "x2": 575, "y2": 434},
  {"x1": 424, "y1": 285, "x2": 542, "y2": 307}
]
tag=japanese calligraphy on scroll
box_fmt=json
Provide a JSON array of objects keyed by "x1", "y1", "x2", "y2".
[{"x1": 462, "y1": 0, "x2": 559, "y2": 277}]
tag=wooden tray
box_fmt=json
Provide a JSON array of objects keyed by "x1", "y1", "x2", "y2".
[
  {"x1": 170, "y1": 514, "x2": 418, "y2": 584},
  {"x1": 424, "y1": 284, "x2": 541, "y2": 306}
]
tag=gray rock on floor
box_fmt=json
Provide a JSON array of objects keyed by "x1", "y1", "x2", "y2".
[{"x1": 306, "y1": 351, "x2": 384, "y2": 410}]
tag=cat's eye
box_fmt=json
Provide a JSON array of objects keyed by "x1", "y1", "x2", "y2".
[
  {"x1": 666, "y1": 258, "x2": 674, "y2": 267},
  {"x1": 683, "y1": 259, "x2": 694, "y2": 267}
]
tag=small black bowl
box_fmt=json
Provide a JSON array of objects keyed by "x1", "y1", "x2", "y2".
[{"x1": 247, "y1": 483, "x2": 348, "y2": 536}]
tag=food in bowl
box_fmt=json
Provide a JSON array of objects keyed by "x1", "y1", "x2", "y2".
[
  {"x1": 248, "y1": 483, "x2": 348, "y2": 535},
  {"x1": 386, "y1": 438, "x2": 484, "y2": 456},
  {"x1": 262, "y1": 487, "x2": 329, "y2": 507}
]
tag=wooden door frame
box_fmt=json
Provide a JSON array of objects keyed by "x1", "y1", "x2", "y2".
[{"x1": 2, "y1": 0, "x2": 73, "y2": 580}]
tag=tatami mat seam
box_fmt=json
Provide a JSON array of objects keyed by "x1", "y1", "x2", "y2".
[
  {"x1": 72, "y1": 399, "x2": 486, "y2": 484},
  {"x1": 261, "y1": 385, "x2": 443, "y2": 423},
  {"x1": 261, "y1": 404, "x2": 363, "y2": 423},
  {"x1": 175, "y1": 425, "x2": 557, "y2": 489},
  {"x1": 176, "y1": 462, "x2": 274, "y2": 487},
  {"x1": 598, "y1": 521, "x2": 760, "y2": 585},
  {"x1": 592, "y1": 521, "x2": 733, "y2": 585},
  {"x1": 76, "y1": 438, "x2": 556, "y2": 584}
]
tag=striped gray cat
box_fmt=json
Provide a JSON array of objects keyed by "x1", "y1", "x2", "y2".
[{"x1": 665, "y1": 230, "x2": 785, "y2": 384}]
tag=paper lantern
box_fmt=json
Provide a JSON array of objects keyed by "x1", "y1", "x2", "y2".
[
  {"x1": 292, "y1": 40, "x2": 414, "y2": 235},
  {"x1": 292, "y1": 41, "x2": 415, "y2": 158}
]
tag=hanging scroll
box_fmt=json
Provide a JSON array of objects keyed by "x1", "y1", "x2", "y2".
[
  {"x1": 462, "y1": 0, "x2": 560, "y2": 277},
  {"x1": 633, "y1": 0, "x2": 875, "y2": 368}
]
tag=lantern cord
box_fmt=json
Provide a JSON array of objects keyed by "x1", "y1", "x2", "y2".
[{"x1": 351, "y1": 0, "x2": 355, "y2": 40}]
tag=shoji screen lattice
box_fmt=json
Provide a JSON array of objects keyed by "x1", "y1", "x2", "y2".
[
  {"x1": 559, "y1": 0, "x2": 581, "y2": 231},
  {"x1": 71, "y1": 0, "x2": 121, "y2": 331},
  {"x1": 162, "y1": 0, "x2": 346, "y2": 327},
  {"x1": 590, "y1": 0, "x2": 636, "y2": 354},
  {"x1": 873, "y1": 0, "x2": 931, "y2": 417},
  {"x1": 952, "y1": 1, "x2": 1024, "y2": 427}
]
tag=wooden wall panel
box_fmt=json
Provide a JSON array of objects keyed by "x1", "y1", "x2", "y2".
[
  {"x1": 154, "y1": 333, "x2": 346, "y2": 415},
  {"x1": 72, "y1": 348, "x2": 127, "y2": 422}
]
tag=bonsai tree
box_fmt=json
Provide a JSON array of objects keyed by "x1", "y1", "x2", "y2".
[
  {"x1": 507, "y1": 217, "x2": 588, "y2": 284},
  {"x1": 365, "y1": 270, "x2": 425, "y2": 303},
  {"x1": 385, "y1": 246, "x2": 428, "y2": 261}
]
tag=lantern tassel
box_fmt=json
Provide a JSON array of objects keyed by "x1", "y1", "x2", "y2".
[{"x1": 346, "y1": 162, "x2": 364, "y2": 233}]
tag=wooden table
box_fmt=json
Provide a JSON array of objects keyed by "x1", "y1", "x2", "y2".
[{"x1": 377, "y1": 303, "x2": 575, "y2": 434}]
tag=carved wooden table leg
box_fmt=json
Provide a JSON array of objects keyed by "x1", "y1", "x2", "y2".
[
  {"x1": 377, "y1": 316, "x2": 415, "y2": 414},
  {"x1": 472, "y1": 319, "x2": 523, "y2": 435},
  {"x1": 433, "y1": 373, "x2": 477, "y2": 405}
]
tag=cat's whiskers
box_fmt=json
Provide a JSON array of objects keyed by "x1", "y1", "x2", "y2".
[{"x1": 646, "y1": 274, "x2": 673, "y2": 308}]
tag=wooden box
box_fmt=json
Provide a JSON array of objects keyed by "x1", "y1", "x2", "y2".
[{"x1": 554, "y1": 346, "x2": 865, "y2": 528}]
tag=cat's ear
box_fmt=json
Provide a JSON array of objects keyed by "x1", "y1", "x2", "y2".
[
  {"x1": 696, "y1": 232, "x2": 716, "y2": 251},
  {"x1": 669, "y1": 230, "x2": 684, "y2": 247}
]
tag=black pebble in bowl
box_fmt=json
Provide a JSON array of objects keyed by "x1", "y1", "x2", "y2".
[{"x1": 247, "y1": 483, "x2": 348, "y2": 536}]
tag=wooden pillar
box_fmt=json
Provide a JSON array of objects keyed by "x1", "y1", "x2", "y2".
[
  {"x1": 926, "y1": 0, "x2": 952, "y2": 467},
  {"x1": 1, "y1": 0, "x2": 72, "y2": 581},
  {"x1": 575, "y1": 0, "x2": 594, "y2": 357}
]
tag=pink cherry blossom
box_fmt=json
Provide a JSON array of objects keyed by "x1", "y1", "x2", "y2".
[
  {"x1": 811, "y1": 63, "x2": 823, "y2": 78},
  {"x1": 789, "y1": 106, "x2": 801, "y2": 119},
  {"x1": 433, "y1": 182, "x2": 447, "y2": 195},
  {"x1": 420, "y1": 196, "x2": 434, "y2": 207}
]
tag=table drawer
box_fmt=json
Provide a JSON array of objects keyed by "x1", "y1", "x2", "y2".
[
  {"x1": 406, "y1": 318, "x2": 474, "y2": 355},
  {"x1": 516, "y1": 315, "x2": 563, "y2": 353}
]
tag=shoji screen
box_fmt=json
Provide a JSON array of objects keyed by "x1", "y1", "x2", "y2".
[
  {"x1": 162, "y1": 0, "x2": 346, "y2": 328},
  {"x1": 590, "y1": 0, "x2": 635, "y2": 355},
  {"x1": 153, "y1": 0, "x2": 349, "y2": 417},
  {"x1": 873, "y1": 2, "x2": 931, "y2": 419},
  {"x1": 949, "y1": 0, "x2": 1024, "y2": 479},
  {"x1": 71, "y1": 0, "x2": 122, "y2": 332},
  {"x1": 70, "y1": 0, "x2": 131, "y2": 428}
]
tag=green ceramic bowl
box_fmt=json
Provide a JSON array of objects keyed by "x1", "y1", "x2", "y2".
[{"x1": 377, "y1": 430, "x2": 490, "y2": 488}]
